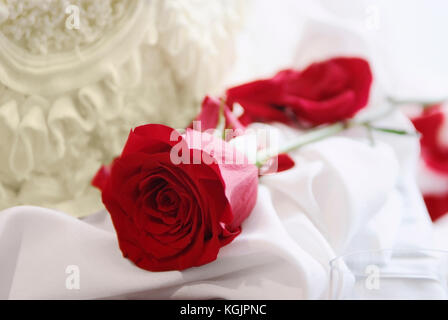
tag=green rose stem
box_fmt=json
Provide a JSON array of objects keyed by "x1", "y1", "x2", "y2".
[
  {"x1": 255, "y1": 120, "x2": 418, "y2": 169},
  {"x1": 255, "y1": 122, "x2": 345, "y2": 168},
  {"x1": 207, "y1": 97, "x2": 421, "y2": 168}
]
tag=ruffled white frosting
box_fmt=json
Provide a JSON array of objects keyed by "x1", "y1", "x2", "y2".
[
  {"x1": 0, "y1": 0, "x2": 246, "y2": 217},
  {"x1": 0, "y1": 0, "x2": 128, "y2": 55}
]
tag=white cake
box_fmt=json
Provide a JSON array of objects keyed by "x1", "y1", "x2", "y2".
[{"x1": 0, "y1": 0, "x2": 246, "y2": 216}]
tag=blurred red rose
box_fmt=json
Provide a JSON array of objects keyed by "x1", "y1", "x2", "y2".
[
  {"x1": 412, "y1": 105, "x2": 448, "y2": 174},
  {"x1": 227, "y1": 57, "x2": 373, "y2": 126},
  {"x1": 93, "y1": 124, "x2": 258, "y2": 271},
  {"x1": 412, "y1": 104, "x2": 448, "y2": 221}
]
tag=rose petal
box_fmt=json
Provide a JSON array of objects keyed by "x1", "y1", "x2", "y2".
[
  {"x1": 424, "y1": 193, "x2": 448, "y2": 221},
  {"x1": 122, "y1": 124, "x2": 186, "y2": 156}
]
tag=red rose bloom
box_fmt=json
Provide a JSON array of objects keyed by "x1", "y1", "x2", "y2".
[
  {"x1": 411, "y1": 105, "x2": 448, "y2": 174},
  {"x1": 227, "y1": 57, "x2": 373, "y2": 126},
  {"x1": 411, "y1": 105, "x2": 448, "y2": 221},
  {"x1": 93, "y1": 124, "x2": 258, "y2": 271}
]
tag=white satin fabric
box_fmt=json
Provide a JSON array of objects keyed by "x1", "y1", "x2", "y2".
[
  {"x1": 0, "y1": 0, "x2": 446, "y2": 299},
  {"x1": 0, "y1": 113, "x2": 433, "y2": 299}
]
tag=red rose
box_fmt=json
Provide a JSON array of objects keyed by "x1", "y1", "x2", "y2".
[
  {"x1": 227, "y1": 57, "x2": 373, "y2": 126},
  {"x1": 411, "y1": 105, "x2": 448, "y2": 174},
  {"x1": 93, "y1": 124, "x2": 258, "y2": 271},
  {"x1": 411, "y1": 104, "x2": 448, "y2": 221}
]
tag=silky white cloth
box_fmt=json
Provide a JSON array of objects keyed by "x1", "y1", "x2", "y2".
[
  {"x1": 0, "y1": 113, "x2": 433, "y2": 299},
  {"x1": 0, "y1": 0, "x2": 445, "y2": 299}
]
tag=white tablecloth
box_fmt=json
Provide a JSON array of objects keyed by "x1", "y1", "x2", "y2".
[{"x1": 0, "y1": 113, "x2": 435, "y2": 299}]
